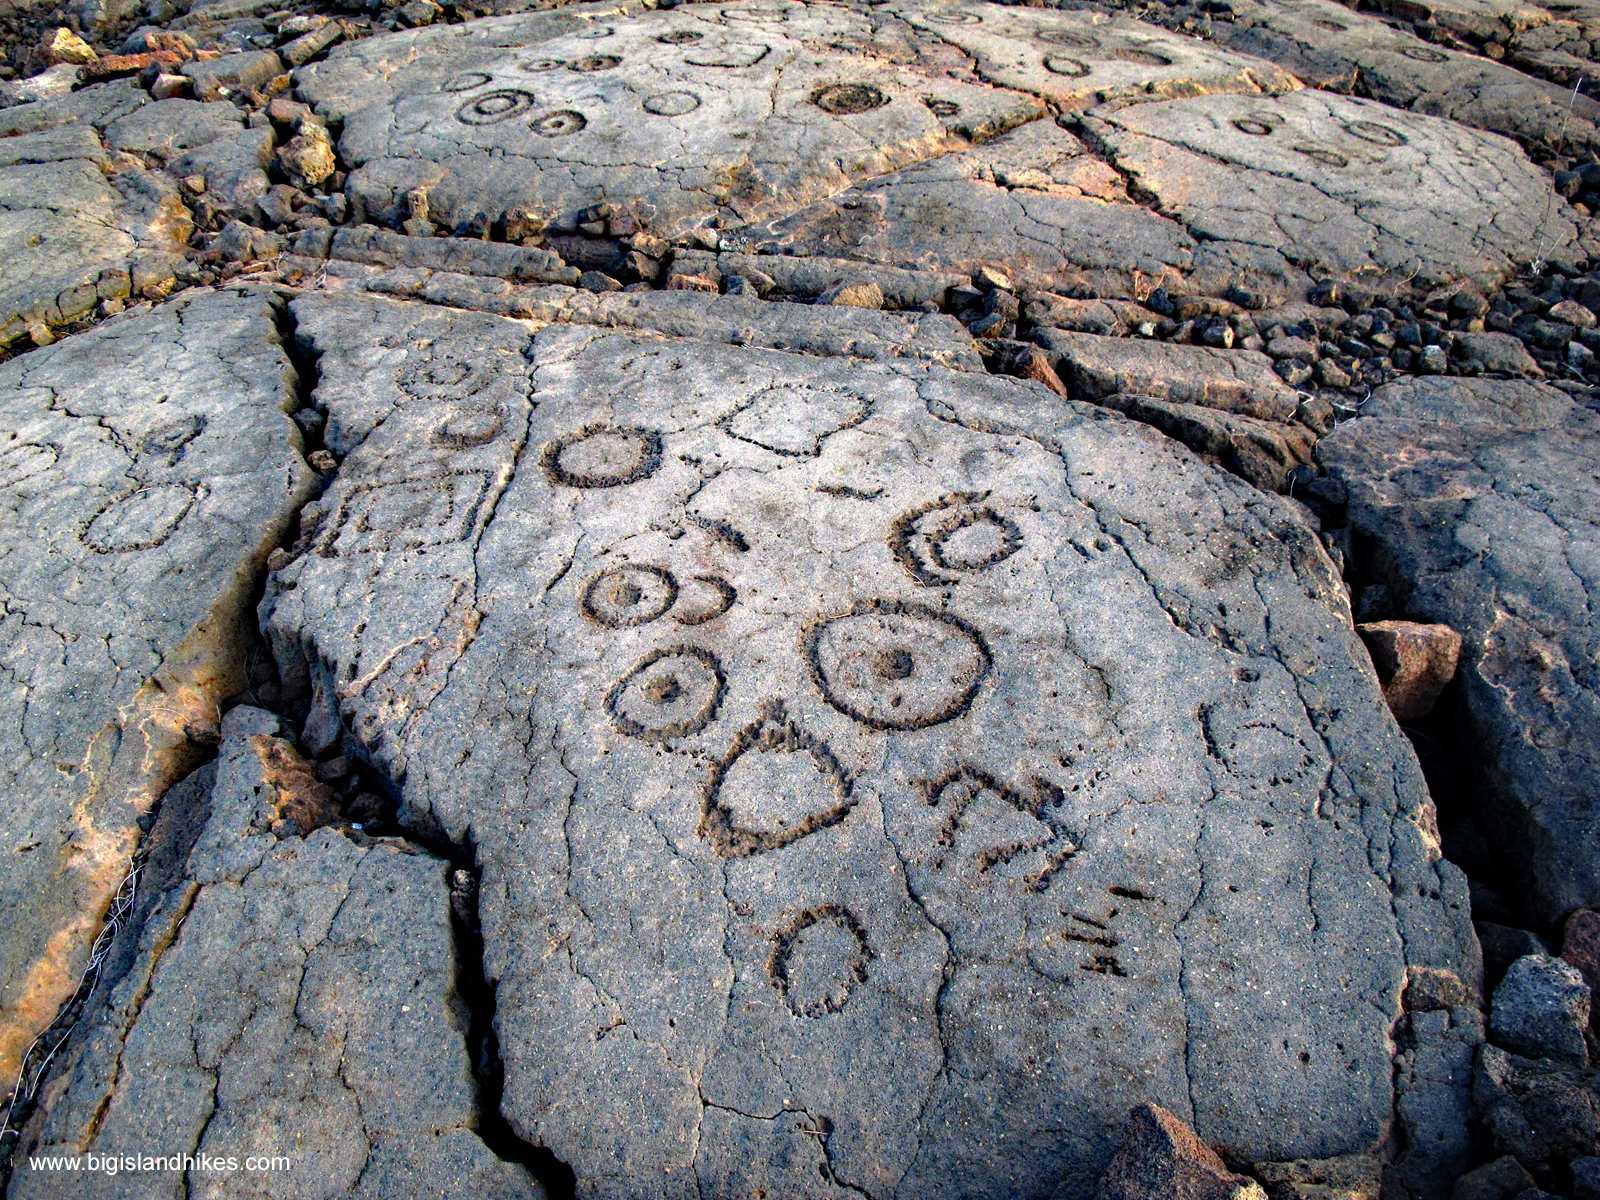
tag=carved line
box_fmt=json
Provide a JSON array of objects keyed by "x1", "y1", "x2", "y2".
[
  {"x1": 673, "y1": 575, "x2": 737, "y2": 626},
  {"x1": 699, "y1": 699, "x2": 856, "y2": 859},
  {"x1": 604, "y1": 644, "x2": 725, "y2": 741},
  {"x1": 768, "y1": 903, "x2": 873, "y2": 1018}
]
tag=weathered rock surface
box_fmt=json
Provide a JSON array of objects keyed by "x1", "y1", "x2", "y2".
[
  {"x1": 889, "y1": 1, "x2": 1301, "y2": 110},
  {"x1": 0, "y1": 291, "x2": 316, "y2": 1083},
  {"x1": 1355, "y1": 619, "x2": 1463, "y2": 722},
  {"x1": 0, "y1": 122, "x2": 182, "y2": 346},
  {"x1": 1211, "y1": 0, "x2": 1600, "y2": 154},
  {"x1": 1084, "y1": 90, "x2": 1579, "y2": 297},
  {"x1": 8, "y1": 707, "x2": 543, "y2": 1200},
  {"x1": 256, "y1": 291, "x2": 1476, "y2": 1199},
  {"x1": 1318, "y1": 376, "x2": 1600, "y2": 926},
  {"x1": 316, "y1": 3, "x2": 1041, "y2": 239}
]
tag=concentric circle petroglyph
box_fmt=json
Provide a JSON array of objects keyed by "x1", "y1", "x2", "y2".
[
  {"x1": 531, "y1": 109, "x2": 588, "y2": 137},
  {"x1": 540, "y1": 425, "x2": 663, "y2": 488},
  {"x1": 1036, "y1": 29, "x2": 1099, "y2": 48},
  {"x1": 804, "y1": 599, "x2": 991, "y2": 730},
  {"x1": 581, "y1": 564, "x2": 678, "y2": 628},
  {"x1": 890, "y1": 495, "x2": 1023, "y2": 585},
  {"x1": 769, "y1": 905, "x2": 872, "y2": 1018},
  {"x1": 605, "y1": 645, "x2": 726, "y2": 741},
  {"x1": 456, "y1": 89, "x2": 537, "y2": 125}
]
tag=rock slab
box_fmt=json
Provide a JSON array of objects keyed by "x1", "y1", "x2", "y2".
[
  {"x1": 259, "y1": 292, "x2": 1477, "y2": 1199},
  {"x1": 0, "y1": 290, "x2": 316, "y2": 1083}
]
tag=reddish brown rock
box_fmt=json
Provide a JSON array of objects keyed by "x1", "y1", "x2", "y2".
[
  {"x1": 1564, "y1": 909, "x2": 1600, "y2": 1025},
  {"x1": 80, "y1": 51, "x2": 185, "y2": 82},
  {"x1": 1095, "y1": 1104, "x2": 1267, "y2": 1200},
  {"x1": 1356, "y1": 620, "x2": 1463, "y2": 722}
]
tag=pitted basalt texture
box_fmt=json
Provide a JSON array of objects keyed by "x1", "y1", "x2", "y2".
[
  {"x1": 1318, "y1": 378, "x2": 1600, "y2": 928},
  {"x1": 7, "y1": 709, "x2": 545, "y2": 1200},
  {"x1": 0, "y1": 289, "x2": 317, "y2": 1086},
  {"x1": 260, "y1": 292, "x2": 1477, "y2": 1200}
]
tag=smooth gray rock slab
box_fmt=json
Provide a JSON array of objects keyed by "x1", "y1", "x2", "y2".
[
  {"x1": 1317, "y1": 377, "x2": 1600, "y2": 926},
  {"x1": 260, "y1": 291, "x2": 1476, "y2": 1199},
  {"x1": 1490, "y1": 954, "x2": 1591, "y2": 1064},
  {"x1": 1085, "y1": 89, "x2": 1580, "y2": 294},
  {"x1": 322, "y1": 3, "x2": 1042, "y2": 238},
  {"x1": 104, "y1": 97, "x2": 245, "y2": 161},
  {"x1": 889, "y1": 0, "x2": 1301, "y2": 110},
  {"x1": 1213, "y1": 0, "x2": 1600, "y2": 155},
  {"x1": 9, "y1": 712, "x2": 544, "y2": 1200},
  {"x1": 1033, "y1": 328, "x2": 1302, "y2": 422},
  {"x1": 0, "y1": 291, "x2": 316, "y2": 1085},
  {"x1": 723, "y1": 118, "x2": 1199, "y2": 299},
  {"x1": 0, "y1": 80, "x2": 148, "y2": 139}
]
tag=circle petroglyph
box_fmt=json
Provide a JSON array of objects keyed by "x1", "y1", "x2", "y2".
[
  {"x1": 1113, "y1": 47, "x2": 1173, "y2": 66},
  {"x1": 891, "y1": 495, "x2": 1023, "y2": 585},
  {"x1": 431, "y1": 408, "x2": 504, "y2": 448},
  {"x1": 569, "y1": 54, "x2": 621, "y2": 72},
  {"x1": 720, "y1": 384, "x2": 870, "y2": 457},
  {"x1": 541, "y1": 425, "x2": 663, "y2": 488},
  {"x1": 673, "y1": 575, "x2": 736, "y2": 626},
  {"x1": 930, "y1": 509, "x2": 1024, "y2": 572},
  {"x1": 1036, "y1": 29, "x2": 1100, "y2": 48},
  {"x1": 519, "y1": 57, "x2": 562, "y2": 71},
  {"x1": 605, "y1": 645, "x2": 726, "y2": 741},
  {"x1": 1344, "y1": 120, "x2": 1407, "y2": 147},
  {"x1": 1295, "y1": 145, "x2": 1349, "y2": 168},
  {"x1": 574, "y1": 24, "x2": 613, "y2": 37},
  {"x1": 443, "y1": 72, "x2": 492, "y2": 92},
  {"x1": 531, "y1": 109, "x2": 588, "y2": 137},
  {"x1": 804, "y1": 599, "x2": 992, "y2": 731},
  {"x1": 924, "y1": 9, "x2": 982, "y2": 23},
  {"x1": 1400, "y1": 45, "x2": 1449, "y2": 62},
  {"x1": 700, "y1": 701, "x2": 854, "y2": 858},
  {"x1": 924, "y1": 97, "x2": 960, "y2": 117},
  {"x1": 397, "y1": 354, "x2": 504, "y2": 401},
  {"x1": 84, "y1": 484, "x2": 197, "y2": 553},
  {"x1": 812, "y1": 83, "x2": 889, "y2": 114},
  {"x1": 1044, "y1": 54, "x2": 1092, "y2": 77},
  {"x1": 644, "y1": 91, "x2": 702, "y2": 116},
  {"x1": 769, "y1": 905, "x2": 872, "y2": 1018},
  {"x1": 1314, "y1": 17, "x2": 1349, "y2": 29},
  {"x1": 685, "y1": 42, "x2": 771, "y2": 67},
  {"x1": 0, "y1": 443, "x2": 57, "y2": 489},
  {"x1": 657, "y1": 29, "x2": 703, "y2": 43},
  {"x1": 1233, "y1": 117, "x2": 1275, "y2": 136},
  {"x1": 456, "y1": 89, "x2": 537, "y2": 125},
  {"x1": 581, "y1": 564, "x2": 678, "y2": 628}
]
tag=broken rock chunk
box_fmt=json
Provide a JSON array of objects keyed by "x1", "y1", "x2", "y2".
[
  {"x1": 1093, "y1": 1103, "x2": 1266, "y2": 1200},
  {"x1": 1355, "y1": 620, "x2": 1463, "y2": 722}
]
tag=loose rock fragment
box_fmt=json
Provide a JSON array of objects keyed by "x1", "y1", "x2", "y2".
[
  {"x1": 1355, "y1": 620, "x2": 1463, "y2": 722},
  {"x1": 1093, "y1": 1103, "x2": 1267, "y2": 1200},
  {"x1": 1489, "y1": 954, "x2": 1591, "y2": 1065}
]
